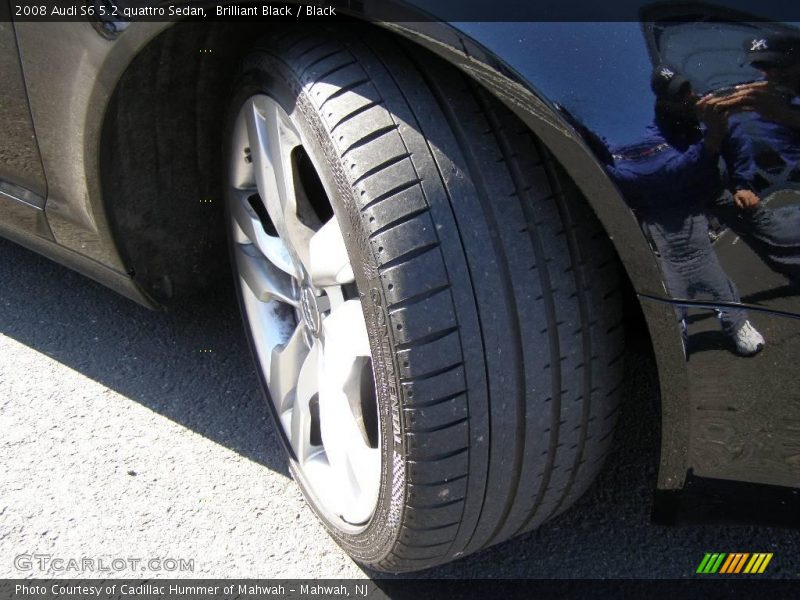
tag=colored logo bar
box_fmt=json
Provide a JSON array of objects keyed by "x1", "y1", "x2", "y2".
[{"x1": 696, "y1": 553, "x2": 773, "y2": 574}]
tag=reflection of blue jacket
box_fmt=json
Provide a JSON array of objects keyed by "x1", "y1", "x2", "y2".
[
  {"x1": 608, "y1": 121, "x2": 722, "y2": 216},
  {"x1": 725, "y1": 96, "x2": 800, "y2": 192}
]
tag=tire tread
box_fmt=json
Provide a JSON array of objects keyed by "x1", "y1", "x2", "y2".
[{"x1": 248, "y1": 28, "x2": 625, "y2": 572}]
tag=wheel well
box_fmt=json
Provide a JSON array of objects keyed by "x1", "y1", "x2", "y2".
[
  {"x1": 100, "y1": 21, "x2": 265, "y2": 305},
  {"x1": 101, "y1": 17, "x2": 661, "y2": 495},
  {"x1": 100, "y1": 19, "x2": 657, "y2": 379}
]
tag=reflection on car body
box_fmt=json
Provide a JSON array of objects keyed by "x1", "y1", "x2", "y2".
[{"x1": 567, "y1": 18, "x2": 800, "y2": 488}]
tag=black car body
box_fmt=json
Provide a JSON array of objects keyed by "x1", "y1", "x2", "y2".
[{"x1": 2, "y1": 0, "x2": 799, "y2": 571}]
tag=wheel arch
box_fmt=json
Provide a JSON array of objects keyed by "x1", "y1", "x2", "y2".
[{"x1": 98, "y1": 18, "x2": 690, "y2": 491}]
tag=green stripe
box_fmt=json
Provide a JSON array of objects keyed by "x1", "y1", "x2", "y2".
[
  {"x1": 703, "y1": 554, "x2": 719, "y2": 574},
  {"x1": 710, "y1": 553, "x2": 727, "y2": 574},
  {"x1": 697, "y1": 553, "x2": 713, "y2": 574}
]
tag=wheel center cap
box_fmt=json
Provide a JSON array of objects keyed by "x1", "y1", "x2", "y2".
[{"x1": 300, "y1": 285, "x2": 322, "y2": 337}]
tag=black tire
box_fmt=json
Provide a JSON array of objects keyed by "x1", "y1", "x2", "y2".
[{"x1": 229, "y1": 28, "x2": 625, "y2": 572}]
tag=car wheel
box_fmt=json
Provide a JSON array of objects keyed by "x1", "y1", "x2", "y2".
[{"x1": 224, "y1": 29, "x2": 625, "y2": 572}]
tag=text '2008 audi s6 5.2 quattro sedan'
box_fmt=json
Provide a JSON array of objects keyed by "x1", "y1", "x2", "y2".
[{"x1": 2, "y1": 0, "x2": 800, "y2": 572}]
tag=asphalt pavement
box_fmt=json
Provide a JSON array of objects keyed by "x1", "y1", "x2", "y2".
[{"x1": 1, "y1": 236, "x2": 798, "y2": 580}]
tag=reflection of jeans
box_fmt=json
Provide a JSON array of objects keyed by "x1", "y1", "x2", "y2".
[
  {"x1": 642, "y1": 210, "x2": 747, "y2": 335},
  {"x1": 707, "y1": 192, "x2": 800, "y2": 283}
]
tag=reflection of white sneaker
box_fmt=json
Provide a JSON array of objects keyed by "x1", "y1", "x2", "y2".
[{"x1": 733, "y1": 321, "x2": 765, "y2": 357}]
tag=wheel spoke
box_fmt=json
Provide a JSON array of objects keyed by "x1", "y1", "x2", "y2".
[
  {"x1": 244, "y1": 96, "x2": 315, "y2": 271},
  {"x1": 233, "y1": 243, "x2": 299, "y2": 307},
  {"x1": 318, "y1": 395, "x2": 380, "y2": 520},
  {"x1": 323, "y1": 299, "x2": 370, "y2": 356},
  {"x1": 243, "y1": 96, "x2": 289, "y2": 237},
  {"x1": 229, "y1": 104, "x2": 255, "y2": 190},
  {"x1": 309, "y1": 216, "x2": 355, "y2": 287},
  {"x1": 317, "y1": 300, "x2": 379, "y2": 522},
  {"x1": 269, "y1": 325, "x2": 309, "y2": 413},
  {"x1": 229, "y1": 190, "x2": 296, "y2": 277},
  {"x1": 290, "y1": 339, "x2": 321, "y2": 464},
  {"x1": 342, "y1": 442, "x2": 381, "y2": 512},
  {"x1": 282, "y1": 217, "x2": 316, "y2": 277}
]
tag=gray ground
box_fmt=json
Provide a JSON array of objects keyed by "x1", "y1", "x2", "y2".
[{"x1": 1, "y1": 236, "x2": 798, "y2": 580}]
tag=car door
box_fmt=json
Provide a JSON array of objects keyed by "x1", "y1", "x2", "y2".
[{"x1": 0, "y1": 22, "x2": 50, "y2": 239}]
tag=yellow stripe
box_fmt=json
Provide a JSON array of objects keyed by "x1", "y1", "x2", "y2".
[
  {"x1": 734, "y1": 553, "x2": 750, "y2": 574},
  {"x1": 720, "y1": 554, "x2": 736, "y2": 574},
  {"x1": 758, "y1": 553, "x2": 774, "y2": 574},
  {"x1": 744, "y1": 554, "x2": 760, "y2": 574},
  {"x1": 750, "y1": 552, "x2": 767, "y2": 573}
]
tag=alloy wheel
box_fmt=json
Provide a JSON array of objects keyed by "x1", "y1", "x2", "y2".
[{"x1": 227, "y1": 95, "x2": 381, "y2": 526}]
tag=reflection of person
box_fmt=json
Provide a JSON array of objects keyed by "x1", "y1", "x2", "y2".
[
  {"x1": 697, "y1": 34, "x2": 800, "y2": 286},
  {"x1": 607, "y1": 66, "x2": 764, "y2": 356},
  {"x1": 705, "y1": 34, "x2": 800, "y2": 142}
]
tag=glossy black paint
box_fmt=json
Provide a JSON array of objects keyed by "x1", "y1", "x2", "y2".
[{"x1": 2, "y1": 7, "x2": 799, "y2": 495}]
